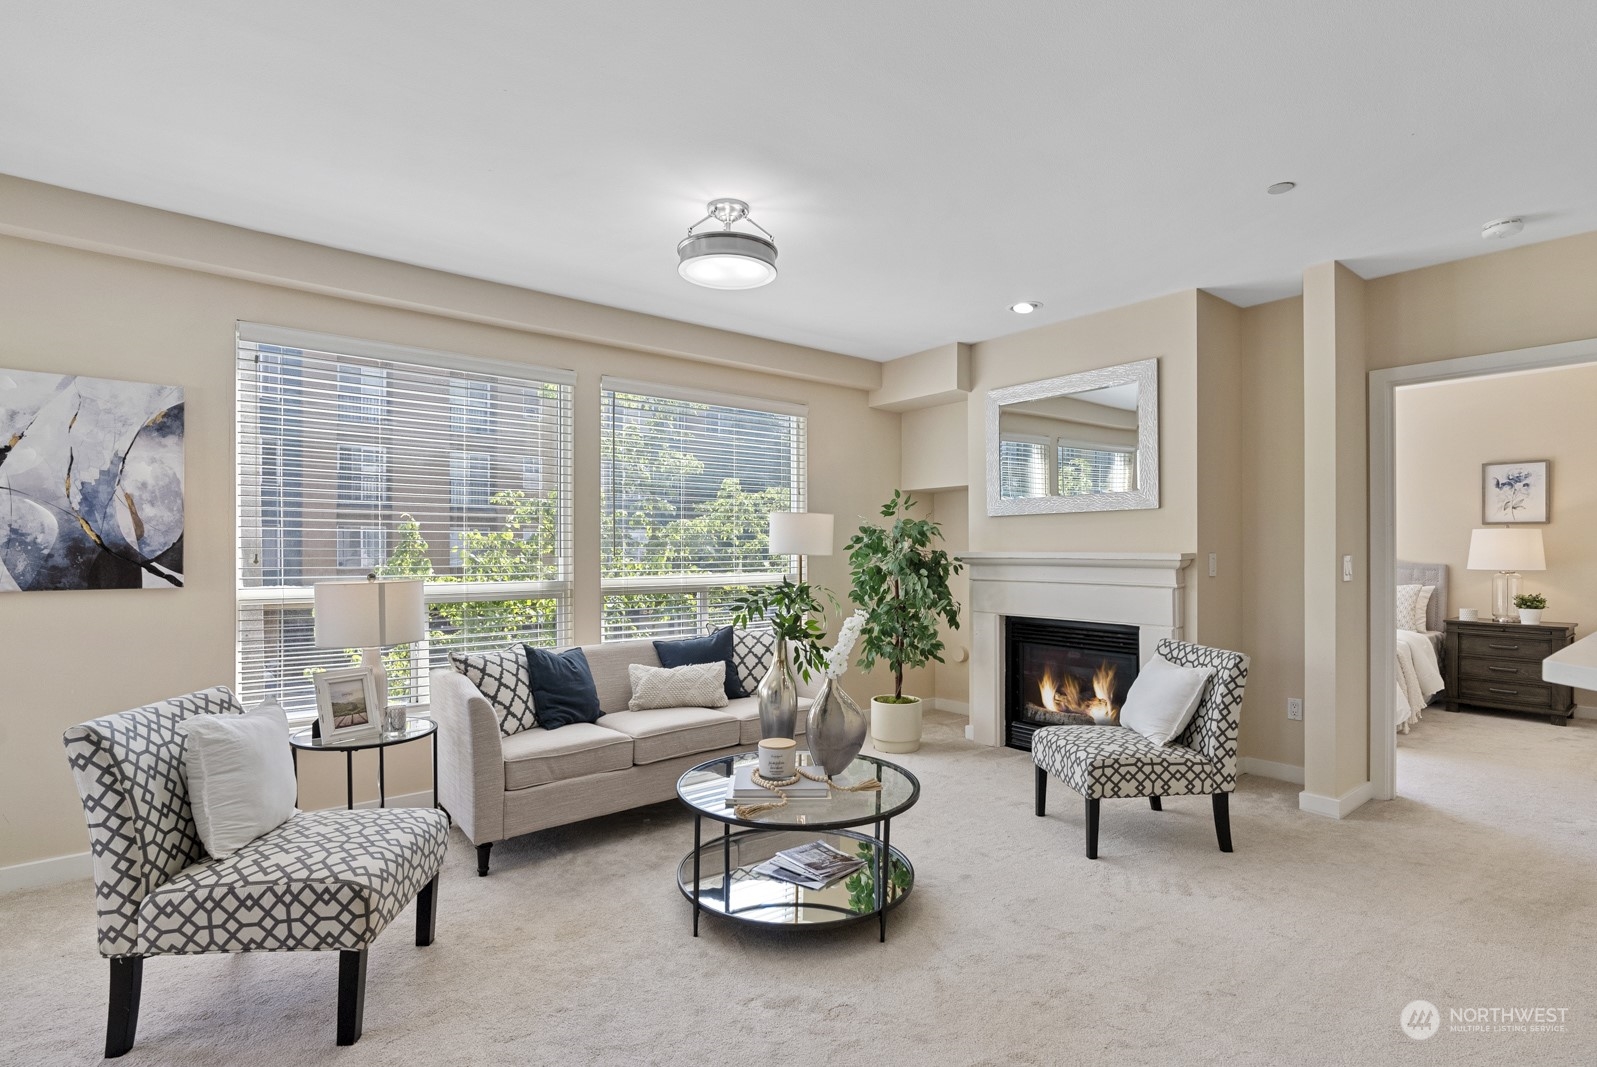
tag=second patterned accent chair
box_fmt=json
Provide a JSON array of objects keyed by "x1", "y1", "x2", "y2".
[
  {"x1": 1031, "y1": 640, "x2": 1249, "y2": 859},
  {"x1": 62, "y1": 687, "x2": 450, "y2": 1056}
]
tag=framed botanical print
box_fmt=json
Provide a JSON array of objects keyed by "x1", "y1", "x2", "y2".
[{"x1": 1482, "y1": 460, "x2": 1549, "y2": 524}]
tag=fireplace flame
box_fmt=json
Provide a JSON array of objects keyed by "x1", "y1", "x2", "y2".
[{"x1": 1037, "y1": 662, "x2": 1120, "y2": 724}]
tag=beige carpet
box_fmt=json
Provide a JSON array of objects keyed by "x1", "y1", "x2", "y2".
[{"x1": 4, "y1": 707, "x2": 1595, "y2": 1066}]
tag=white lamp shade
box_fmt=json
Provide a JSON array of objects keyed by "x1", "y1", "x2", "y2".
[
  {"x1": 1466, "y1": 528, "x2": 1545, "y2": 571},
  {"x1": 314, "y1": 579, "x2": 427, "y2": 648},
  {"x1": 769, "y1": 512, "x2": 834, "y2": 557}
]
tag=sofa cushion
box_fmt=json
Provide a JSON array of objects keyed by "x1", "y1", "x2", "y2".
[
  {"x1": 726, "y1": 696, "x2": 813, "y2": 746},
  {"x1": 595, "y1": 707, "x2": 741, "y2": 764},
  {"x1": 628, "y1": 661, "x2": 730, "y2": 711},
  {"x1": 525, "y1": 646, "x2": 603, "y2": 729},
  {"x1": 732, "y1": 628, "x2": 776, "y2": 696},
  {"x1": 501, "y1": 722, "x2": 635, "y2": 790},
  {"x1": 654, "y1": 625, "x2": 743, "y2": 699},
  {"x1": 449, "y1": 647, "x2": 538, "y2": 736},
  {"x1": 136, "y1": 807, "x2": 448, "y2": 955},
  {"x1": 583, "y1": 639, "x2": 662, "y2": 713}
]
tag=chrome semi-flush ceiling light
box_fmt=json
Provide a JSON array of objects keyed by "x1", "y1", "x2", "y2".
[{"x1": 677, "y1": 198, "x2": 777, "y2": 289}]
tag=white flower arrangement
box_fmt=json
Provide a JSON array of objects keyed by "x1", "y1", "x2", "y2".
[{"x1": 823, "y1": 610, "x2": 867, "y2": 679}]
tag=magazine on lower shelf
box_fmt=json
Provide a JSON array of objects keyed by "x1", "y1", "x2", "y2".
[{"x1": 766, "y1": 840, "x2": 866, "y2": 885}]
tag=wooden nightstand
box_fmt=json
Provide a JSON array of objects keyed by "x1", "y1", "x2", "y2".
[{"x1": 1443, "y1": 618, "x2": 1578, "y2": 725}]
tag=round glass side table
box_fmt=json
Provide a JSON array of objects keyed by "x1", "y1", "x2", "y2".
[{"x1": 289, "y1": 717, "x2": 440, "y2": 812}]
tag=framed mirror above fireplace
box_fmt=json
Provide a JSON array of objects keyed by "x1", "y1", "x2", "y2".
[{"x1": 984, "y1": 357, "x2": 1159, "y2": 516}]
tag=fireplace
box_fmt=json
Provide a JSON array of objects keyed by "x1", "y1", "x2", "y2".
[{"x1": 1004, "y1": 616, "x2": 1140, "y2": 750}]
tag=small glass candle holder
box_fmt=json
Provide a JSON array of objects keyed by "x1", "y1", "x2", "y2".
[{"x1": 383, "y1": 703, "x2": 408, "y2": 734}]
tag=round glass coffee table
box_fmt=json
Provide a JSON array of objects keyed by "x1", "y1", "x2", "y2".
[{"x1": 675, "y1": 752, "x2": 919, "y2": 942}]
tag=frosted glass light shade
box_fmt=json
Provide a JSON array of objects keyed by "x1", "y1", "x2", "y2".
[
  {"x1": 1466, "y1": 528, "x2": 1545, "y2": 572},
  {"x1": 314, "y1": 579, "x2": 426, "y2": 648},
  {"x1": 769, "y1": 512, "x2": 834, "y2": 557}
]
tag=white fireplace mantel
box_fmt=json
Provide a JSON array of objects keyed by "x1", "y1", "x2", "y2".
[{"x1": 963, "y1": 551, "x2": 1195, "y2": 746}]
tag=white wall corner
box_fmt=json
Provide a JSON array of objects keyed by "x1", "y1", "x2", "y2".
[
  {"x1": 1297, "y1": 780, "x2": 1375, "y2": 819},
  {"x1": 0, "y1": 850, "x2": 92, "y2": 894},
  {"x1": 1238, "y1": 757, "x2": 1306, "y2": 786}
]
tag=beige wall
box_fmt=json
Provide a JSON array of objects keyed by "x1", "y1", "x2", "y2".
[
  {"x1": 1237, "y1": 297, "x2": 1306, "y2": 769},
  {"x1": 931, "y1": 489, "x2": 971, "y2": 709},
  {"x1": 1396, "y1": 365, "x2": 1597, "y2": 705},
  {"x1": 1193, "y1": 292, "x2": 1244, "y2": 652},
  {"x1": 901, "y1": 401, "x2": 969, "y2": 493},
  {"x1": 0, "y1": 217, "x2": 899, "y2": 870}
]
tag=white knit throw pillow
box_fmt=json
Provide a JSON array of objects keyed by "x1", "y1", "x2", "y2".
[{"x1": 627, "y1": 662, "x2": 731, "y2": 711}]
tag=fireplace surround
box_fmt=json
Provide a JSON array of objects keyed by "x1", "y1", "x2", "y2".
[{"x1": 964, "y1": 552, "x2": 1196, "y2": 747}]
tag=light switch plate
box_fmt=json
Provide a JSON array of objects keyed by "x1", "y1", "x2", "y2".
[
  {"x1": 1342, "y1": 555, "x2": 1353, "y2": 582},
  {"x1": 1208, "y1": 552, "x2": 1217, "y2": 577}
]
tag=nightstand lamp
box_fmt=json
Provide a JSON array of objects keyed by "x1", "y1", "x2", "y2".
[
  {"x1": 1466, "y1": 528, "x2": 1545, "y2": 623},
  {"x1": 769, "y1": 511, "x2": 833, "y2": 584},
  {"x1": 314, "y1": 576, "x2": 427, "y2": 732}
]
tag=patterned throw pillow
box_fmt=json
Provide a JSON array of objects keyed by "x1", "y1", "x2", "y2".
[
  {"x1": 1395, "y1": 584, "x2": 1427, "y2": 633},
  {"x1": 732, "y1": 627, "x2": 776, "y2": 696},
  {"x1": 627, "y1": 662, "x2": 730, "y2": 711},
  {"x1": 449, "y1": 648, "x2": 538, "y2": 736}
]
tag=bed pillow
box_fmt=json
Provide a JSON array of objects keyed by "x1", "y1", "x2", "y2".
[
  {"x1": 450, "y1": 647, "x2": 539, "y2": 736},
  {"x1": 1119, "y1": 656, "x2": 1214, "y2": 747},
  {"x1": 177, "y1": 702, "x2": 298, "y2": 859},
  {"x1": 628, "y1": 662, "x2": 731, "y2": 711},
  {"x1": 653, "y1": 625, "x2": 743, "y2": 699},
  {"x1": 1395, "y1": 584, "x2": 1434, "y2": 633},
  {"x1": 524, "y1": 646, "x2": 603, "y2": 729}
]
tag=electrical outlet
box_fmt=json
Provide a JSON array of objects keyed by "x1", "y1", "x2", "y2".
[{"x1": 1287, "y1": 697, "x2": 1304, "y2": 721}]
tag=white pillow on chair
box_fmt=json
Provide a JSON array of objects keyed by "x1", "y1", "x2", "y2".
[
  {"x1": 177, "y1": 702, "x2": 298, "y2": 858},
  {"x1": 1118, "y1": 656, "x2": 1214, "y2": 746}
]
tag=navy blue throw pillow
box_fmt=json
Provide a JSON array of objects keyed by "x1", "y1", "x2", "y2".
[
  {"x1": 523, "y1": 646, "x2": 603, "y2": 729},
  {"x1": 654, "y1": 625, "x2": 744, "y2": 699}
]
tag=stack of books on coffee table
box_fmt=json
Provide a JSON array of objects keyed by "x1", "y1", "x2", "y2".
[
  {"x1": 723, "y1": 763, "x2": 829, "y2": 806},
  {"x1": 753, "y1": 840, "x2": 867, "y2": 890}
]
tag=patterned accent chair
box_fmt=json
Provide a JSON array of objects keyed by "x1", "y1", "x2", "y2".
[
  {"x1": 62, "y1": 687, "x2": 450, "y2": 1056},
  {"x1": 1031, "y1": 640, "x2": 1249, "y2": 859}
]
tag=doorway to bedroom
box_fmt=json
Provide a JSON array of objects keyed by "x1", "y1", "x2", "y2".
[{"x1": 1377, "y1": 348, "x2": 1597, "y2": 798}]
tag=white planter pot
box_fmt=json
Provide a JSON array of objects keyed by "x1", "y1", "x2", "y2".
[
  {"x1": 870, "y1": 696, "x2": 923, "y2": 754},
  {"x1": 1518, "y1": 608, "x2": 1544, "y2": 625}
]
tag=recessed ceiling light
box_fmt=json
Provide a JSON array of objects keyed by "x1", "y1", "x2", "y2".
[
  {"x1": 1481, "y1": 217, "x2": 1524, "y2": 240},
  {"x1": 1009, "y1": 301, "x2": 1042, "y2": 314},
  {"x1": 1267, "y1": 181, "x2": 1296, "y2": 195}
]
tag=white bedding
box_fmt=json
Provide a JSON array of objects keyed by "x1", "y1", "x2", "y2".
[{"x1": 1394, "y1": 628, "x2": 1446, "y2": 732}]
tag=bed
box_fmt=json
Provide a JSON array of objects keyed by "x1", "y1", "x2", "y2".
[{"x1": 1394, "y1": 560, "x2": 1449, "y2": 732}]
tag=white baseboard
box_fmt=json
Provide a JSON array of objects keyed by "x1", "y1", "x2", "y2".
[
  {"x1": 1572, "y1": 705, "x2": 1597, "y2": 721},
  {"x1": 1238, "y1": 757, "x2": 1305, "y2": 785},
  {"x1": 933, "y1": 698, "x2": 969, "y2": 716},
  {"x1": 0, "y1": 851, "x2": 93, "y2": 894},
  {"x1": 1298, "y1": 780, "x2": 1374, "y2": 819},
  {"x1": 0, "y1": 792, "x2": 437, "y2": 895}
]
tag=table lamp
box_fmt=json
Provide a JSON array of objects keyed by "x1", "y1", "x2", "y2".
[
  {"x1": 1466, "y1": 528, "x2": 1545, "y2": 622},
  {"x1": 314, "y1": 576, "x2": 426, "y2": 731},
  {"x1": 769, "y1": 511, "x2": 833, "y2": 584}
]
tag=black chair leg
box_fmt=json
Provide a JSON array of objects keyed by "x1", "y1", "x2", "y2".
[
  {"x1": 1212, "y1": 792, "x2": 1233, "y2": 853},
  {"x1": 476, "y1": 842, "x2": 492, "y2": 877},
  {"x1": 416, "y1": 873, "x2": 439, "y2": 947},
  {"x1": 1034, "y1": 766, "x2": 1047, "y2": 816},
  {"x1": 104, "y1": 955, "x2": 143, "y2": 1058},
  {"x1": 1149, "y1": 795, "x2": 1162, "y2": 811},
  {"x1": 337, "y1": 949, "x2": 368, "y2": 1046},
  {"x1": 1084, "y1": 797, "x2": 1100, "y2": 859}
]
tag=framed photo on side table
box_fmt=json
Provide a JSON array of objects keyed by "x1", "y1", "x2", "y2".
[
  {"x1": 1482, "y1": 460, "x2": 1549, "y2": 524},
  {"x1": 314, "y1": 666, "x2": 380, "y2": 741}
]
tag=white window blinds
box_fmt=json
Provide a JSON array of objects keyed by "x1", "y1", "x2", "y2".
[
  {"x1": 998, "y1": 437, "x2": 1048, "y2": 498},
  {"x1": 237, "y1": 325, "x2": 573, "y2": 714},
  {"x1": 1057, "y1": 443, "x2": 1136, "y2": 495},
  {"x1": 600, "y1": 379, "x2": 805, "y2": 640}
]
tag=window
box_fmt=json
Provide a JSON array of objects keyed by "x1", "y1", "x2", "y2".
[
  {"x1": 600, "y1": 379, "x2": 804, "y2": 640},
  {"x1": 450, "y1": 451, "x2": 491, "y2": 508},
  {"x1": 336, "y1": 526, "x2": 386, "y2": 570},
  {"x1": 521, "y1": 456, "x2": 542, "y2": 491},
  {"x1": 337, "y1": 364, "x2": 387, "y2": 423},
  {"x1": 1057, "y1": 443, "x2": 1136, "y2": 495},
  {"x1": 238, "y1": 325, "x2": 573, "y2": 715},
  {"x1": 998, "y1": 437, "x2": 1048, "y2": 498},
  {"x1": 338, "y1": 444, "x2": 387, "y2": 506},
  {"x1": 451, "y1": 379, "x2": 493, "y2": 434}
]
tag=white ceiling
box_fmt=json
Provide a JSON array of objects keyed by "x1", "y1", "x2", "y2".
[{"x1": 3, "y1": 2, "x2": 1595, "y2": 361}]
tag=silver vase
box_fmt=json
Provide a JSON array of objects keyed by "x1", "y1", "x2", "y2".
[
  {"x1": 757, "y1": 641, "x2": 800, "y2": 740},
  {"x1": 807, "y1": 677, "x2": 867, "y2": 777}
]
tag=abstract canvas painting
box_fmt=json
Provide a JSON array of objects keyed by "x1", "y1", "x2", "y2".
[{"x1": 0, "y1": 368, "x2": 184, "y2": 590}]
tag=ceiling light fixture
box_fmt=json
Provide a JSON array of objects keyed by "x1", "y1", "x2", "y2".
[
  {"x1": 1009, "y1": 301, "x2": 1042, "y2": 314},
  {"x1": 1481, "y1": 217, "x2": 1524, "y2": 240},
  {"x1": 1267, "y1": 181, "x2": 1296, "y2": 195},
  {"x1": 677, "y1": 198, "x2": 778, "y2": 289}
]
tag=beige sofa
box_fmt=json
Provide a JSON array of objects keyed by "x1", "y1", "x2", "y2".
[{"x1": 431, "y1": 637, "x2": 814, "y2": 875}]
